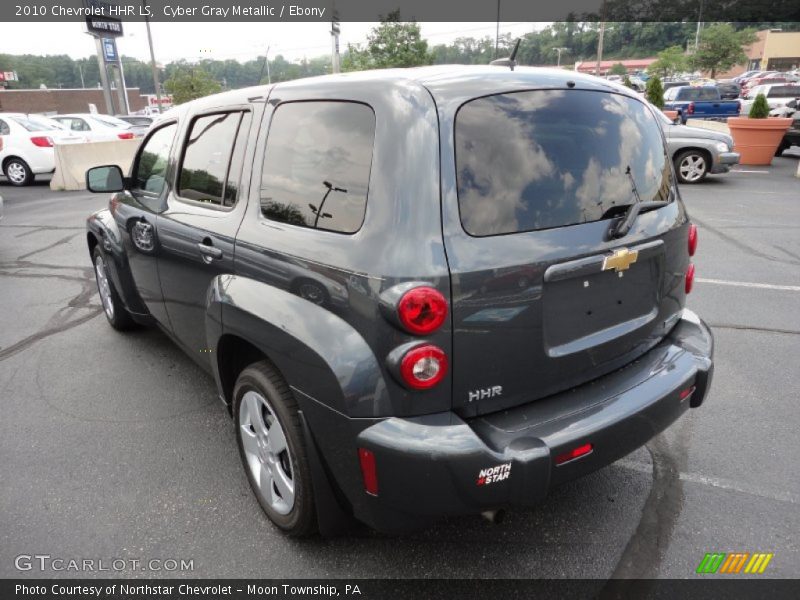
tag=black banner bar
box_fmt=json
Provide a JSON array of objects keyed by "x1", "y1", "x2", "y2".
[
  {"x1": 3, "y1": 579, "x2": 800, "y2": 600},
  {"x1": 3, "y1": 0, "x2": 800, "y2": 23}
]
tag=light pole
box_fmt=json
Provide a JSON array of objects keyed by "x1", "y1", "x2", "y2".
[
  {"x1": 553, "y1": 47, "x2": 569, "y2": 67},
  {"x1": 258, "y1": 45, "x2": 271, "y2": 84},
  {"x1": 310, "y1": 180, "x2": 346, "y2": 228}
]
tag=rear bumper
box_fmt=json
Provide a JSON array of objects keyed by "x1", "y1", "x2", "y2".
[{"x1": 338, "y1": 309, "x2": 713, "y2": 532}]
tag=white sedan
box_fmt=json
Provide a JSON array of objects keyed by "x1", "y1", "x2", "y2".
[
  {"x1": 740, "y1": 84, "x2": 800, "y2": 115},
  {"x1": 52, "y1": 113, "x2": 147, "y2": 142},
  {"x1": 0, "y1": 113, "x2": 82, "y2": 186}
]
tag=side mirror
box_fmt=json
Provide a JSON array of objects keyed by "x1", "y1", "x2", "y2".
[{"x1": 86, "y1": 165, "x2": 125, "y2": 193}]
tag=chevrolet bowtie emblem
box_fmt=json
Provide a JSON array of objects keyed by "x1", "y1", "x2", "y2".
[{"x1": 602, "y1": 248, "x2": 639, "y2": 272}]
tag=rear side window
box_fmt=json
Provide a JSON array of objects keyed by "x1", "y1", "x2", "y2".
[
  {"x1": 260, "y1": 101, "x2": 375, "y2": 234},
  {"x1": 178, "y1": 111, "x2": 250, "y2": 207},
  {"x1": 0, "y1": 119, "x2": 9, "y2": 135},
  {"x1": 770, "y1": 86, "x2": 800, "y2": 97},
  {"x1": 455, "y1": 90, "x2": 670, "y2": 236}
]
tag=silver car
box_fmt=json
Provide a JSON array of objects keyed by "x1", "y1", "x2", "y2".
[{"x1": 656, "y1": 111, "x2": 740, "y2": 183}]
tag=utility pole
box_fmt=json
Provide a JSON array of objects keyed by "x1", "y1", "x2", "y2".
[
  {"x1": 694, "y1": 0, "x2": 704, "y2": 52},
  {"x1": 495, "y1": 0, "x2": 501, "y2": 58},
  {"x1": 553, "y1": 47, "x2": 569, "y2": 67},
  {"x1": 78, "y1": 64, "x2": 85, "y2": 88},
  {"x1": 595, "y1": 22, "x2": 606, "y2": 76},
  {"x1": 144, "y1": 0, "x2": 162, "y2": 108},
  {"x1": 331, "y1": 9, "x2": 340, "y2": 73},
  {"x1": 258, "y1": 45, "x2": 271, "y2": 84}
]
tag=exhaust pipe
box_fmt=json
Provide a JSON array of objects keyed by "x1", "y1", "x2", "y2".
[{"x1": 481, "y1": 509, "x2": 506, "y2": 525}]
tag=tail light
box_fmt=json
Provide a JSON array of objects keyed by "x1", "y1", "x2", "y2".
[
  {"x1": 555, "y1": 443, "x2": 593, "y2": 465},
  {"x1": 688, "y1": 223, "x2": 698, "y2": 256},
  {"x1": 687, "y1": 102, "x2": 695, "y2": 115},
  {"x1": 358, "y1": 448, "x2": 378, "y2": 496},
  {"x1": 30, "y1": 136, "x2": 54, "y2": 147},
  {"x1": 685, "y1": 263, "x2": 696, "y2": 294},
  {"x1": 399, "y1": 344, "x2": 447, "y2": 390},
  {"x1": 397, "y1": 286, "x2": 447, "y2": 335},
  {"x1": 118, "y1": 132, "x2": 135, "y2": 140}
]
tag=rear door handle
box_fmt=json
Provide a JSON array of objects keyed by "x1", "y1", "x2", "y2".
[{"x1": 197, "y1": 240, "x2": 222, "y2": 262}]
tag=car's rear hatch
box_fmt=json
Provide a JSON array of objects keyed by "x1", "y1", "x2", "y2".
[{"x1": 443, "y1": 87, "x2": 689, "y2": 418}]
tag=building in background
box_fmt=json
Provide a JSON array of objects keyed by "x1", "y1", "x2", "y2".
[
  {"x1": 718, "y1": 29, "x2": 800, "y2": 78},
  {"x1": 573, "y1": 58, "x2": 657, "y2": 75},
  {"x1": 0, "y1": 87, "x2": 148, "y2": 115}
]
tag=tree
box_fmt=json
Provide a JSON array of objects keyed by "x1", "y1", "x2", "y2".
[
  {"x1": 646, "y1": 75, "x2": 665, "y2": 109},
  {"x1": 647, "y1": 45, "x2": 688, "y2": 78},
  {"x1": 163, "y1": 67, "x2": 221, "y2": 104},
  {"x1": 343, "y1": 10, "x2": 429, "y2": 71},
  {"x1": 748, "y1": 93, "x2": 770, "y2": 118},
  {"x1": 609, "y1": 62, "x2": 628, "y2": 76},
  {"x1": 690, "y1": 24, "x2": 758, "y2": 79}
]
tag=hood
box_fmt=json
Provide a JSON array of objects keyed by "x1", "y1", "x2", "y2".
[{"x1": 664, "y1": 122, "x2": 733, "y2": 147}]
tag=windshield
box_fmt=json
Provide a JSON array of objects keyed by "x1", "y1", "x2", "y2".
[
  {"x1": 455, "y1": 89, "x2": 672, "y2": 236},
  {"x1": 10, "y1": 116, "x2": 53, "y2": 132}
]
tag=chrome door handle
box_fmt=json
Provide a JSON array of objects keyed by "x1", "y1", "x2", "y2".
[{"x1": 197, "y1": 242, "x2": 222, "y2": 262}]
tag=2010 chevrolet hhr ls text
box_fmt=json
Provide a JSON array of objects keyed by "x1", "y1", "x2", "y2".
[{"x1": 85, "y1": 66, "x2": 714, "y2": 535}]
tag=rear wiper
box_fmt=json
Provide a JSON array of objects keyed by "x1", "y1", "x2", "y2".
[{"x1": 608, "y1": 166, "x2": 669, "y2": 239}]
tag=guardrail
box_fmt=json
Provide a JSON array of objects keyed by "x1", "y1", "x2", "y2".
[{"x1": 50, "y1": 139, "x2": 139, "y2": 191}]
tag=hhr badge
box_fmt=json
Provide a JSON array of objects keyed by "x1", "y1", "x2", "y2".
[
  {"x1": 602, "y1": 247, "x2": 638, "y2": 272},
  {"x1": 469, "y1": 385, "x2": 503, "y2": 403}
]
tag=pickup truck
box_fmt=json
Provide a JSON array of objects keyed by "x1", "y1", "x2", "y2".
[{"x1": 663, "y1": 85, "x2": 741, "y2": 124}]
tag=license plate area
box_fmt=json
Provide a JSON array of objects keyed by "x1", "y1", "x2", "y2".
[{"x1": 543, "y1": 241, "x2": 663, "y2": 357}]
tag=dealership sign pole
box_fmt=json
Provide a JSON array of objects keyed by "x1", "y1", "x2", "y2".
[{"x1": 83, "y1": 0, "x2": 124, "y2": 114}]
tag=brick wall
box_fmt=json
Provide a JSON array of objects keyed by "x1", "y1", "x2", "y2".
[{"x1": 0, "y1": 88, "x2": 147, "y2": 115}]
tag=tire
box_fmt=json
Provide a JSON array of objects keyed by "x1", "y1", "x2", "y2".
[
  {"x1": 92, "y1": 247, "x2": 135, "y2": 331},
  {"x1": 775, "y1": 140, "x2": 790, "y2": 157},
  {"x1": 3, "y1": 158, "x2": 33, "y2": 186},
  {"x1": 233, "y1": 361, "x2": 317, "y2": 536},
  {"x1": 674, "y1": 150, "x2": 709, "y2": 184}
]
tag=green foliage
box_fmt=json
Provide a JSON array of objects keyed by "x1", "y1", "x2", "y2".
[
  {"x1": 647, "y1": 46, "x2": 688, "y2": 78},
  {"x1": 609, "y1": 62, "x2": 628, "y2": 76},
  {"x1": 748, "y1": 93, "x2": 770, "y2": 118},
  {"x1": 622, "y1": 75, "x2": 635, "y2": 89},
  {"x1": 342, "y1": 10, "x2": 429, "y2": 71},
  {"x1": 646, "y1": 75, "x2": 665, "y2": 109},
  {"x1": 163, "y1": 68, "x2": 221, "y2": 104},
  {"x1": 690, "y1": 24, "x2": 758, "y2": 79}
]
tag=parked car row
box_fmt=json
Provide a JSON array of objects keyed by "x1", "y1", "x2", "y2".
[{"x1": 0, "y1": 111, "x2": 151, "y2": 186}]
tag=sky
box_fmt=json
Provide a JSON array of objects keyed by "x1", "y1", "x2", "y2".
[{"x1": 2, "y1": 22, "x2": 544, "y2": 64}]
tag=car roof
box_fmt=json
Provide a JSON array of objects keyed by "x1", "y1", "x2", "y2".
[{"x1": 166, "y1": 65, "x2": 643, "y2": 117}]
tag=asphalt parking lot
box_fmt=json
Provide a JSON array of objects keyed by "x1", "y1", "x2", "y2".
[{"x1": 1, "y1": 153, "x2": 798, "y2": 580}]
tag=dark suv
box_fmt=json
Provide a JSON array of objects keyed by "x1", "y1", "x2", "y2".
[{"x1": 85, "y1": 66, "x2": 714, "y2": 535}]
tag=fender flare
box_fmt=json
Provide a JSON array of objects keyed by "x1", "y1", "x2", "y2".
[
  {"x1": 86, "y1": 208, "x2": 149, "y2": 316},
  {"x1": 207, "y1": 274, "x2": 392, "y2": 418}
]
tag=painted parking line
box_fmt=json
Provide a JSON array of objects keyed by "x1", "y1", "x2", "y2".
[
  {"x1": 697, "y1": 278, "x2": 800, "y2": 292},
  {"x1": 731, "y1": 169, "x2": 770, "y2": 174}
]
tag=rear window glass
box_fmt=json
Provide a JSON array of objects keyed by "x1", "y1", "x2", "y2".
[
  {"x1": 769, "y1": 86, "x2": 800, "y2": 97},
  {"x1": 10, "y1": 117, "x2": 51, "y2": 132},
  {"x1": 260, "y1": 101, "x2": 375, "y2": 234},
  {"x1": 455, "y1": 89, "x2": 670, "y2": 236}
]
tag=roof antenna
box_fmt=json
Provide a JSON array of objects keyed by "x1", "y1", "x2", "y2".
[{"x1": 490, "y1": 38, "x2": 522, "y2": 71}]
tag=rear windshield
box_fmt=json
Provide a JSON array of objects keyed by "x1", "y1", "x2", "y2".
[
  {"x1": 455, "y1": 89, "x2": 671, "y2": 236},
  {"x1": 10, "y1": 116, "x2": 52, "y2": 132},
  {"x1": 678, "y1": 87, "x2": 719, "y2": 100}
]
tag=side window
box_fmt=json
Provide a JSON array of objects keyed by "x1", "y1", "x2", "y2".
[
  {"x1": 132, "y1": 123, "x2": 177, "y2": 197},
  {"x1": 0, "y1": 119, "x2": 9, "y2": 135},
  {"x1": 178, "y1": 111, "x2": 248, "y2": 207},
  {"x1": 71, "y1": 118, "x2": 89, "y2": 132},
  {"x1": 260, "y1": 101, "x2": 375, "y2": 234}
]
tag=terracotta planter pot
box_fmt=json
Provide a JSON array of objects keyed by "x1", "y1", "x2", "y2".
[
  {"x1": 727, "y1": 117, "x2": 793, "y2": 166},
  {"x1": 662, "y1": 110, "x2": 678, "y2": 122}
]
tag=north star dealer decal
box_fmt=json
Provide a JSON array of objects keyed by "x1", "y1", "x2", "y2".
[{"x1": 476, "y1": 462, "x2": 511, "y2": 485}]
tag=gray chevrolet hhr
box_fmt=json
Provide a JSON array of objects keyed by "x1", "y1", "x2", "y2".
[{"x1": 85, "y1": 66, "x2": 713, "y2": 535}]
